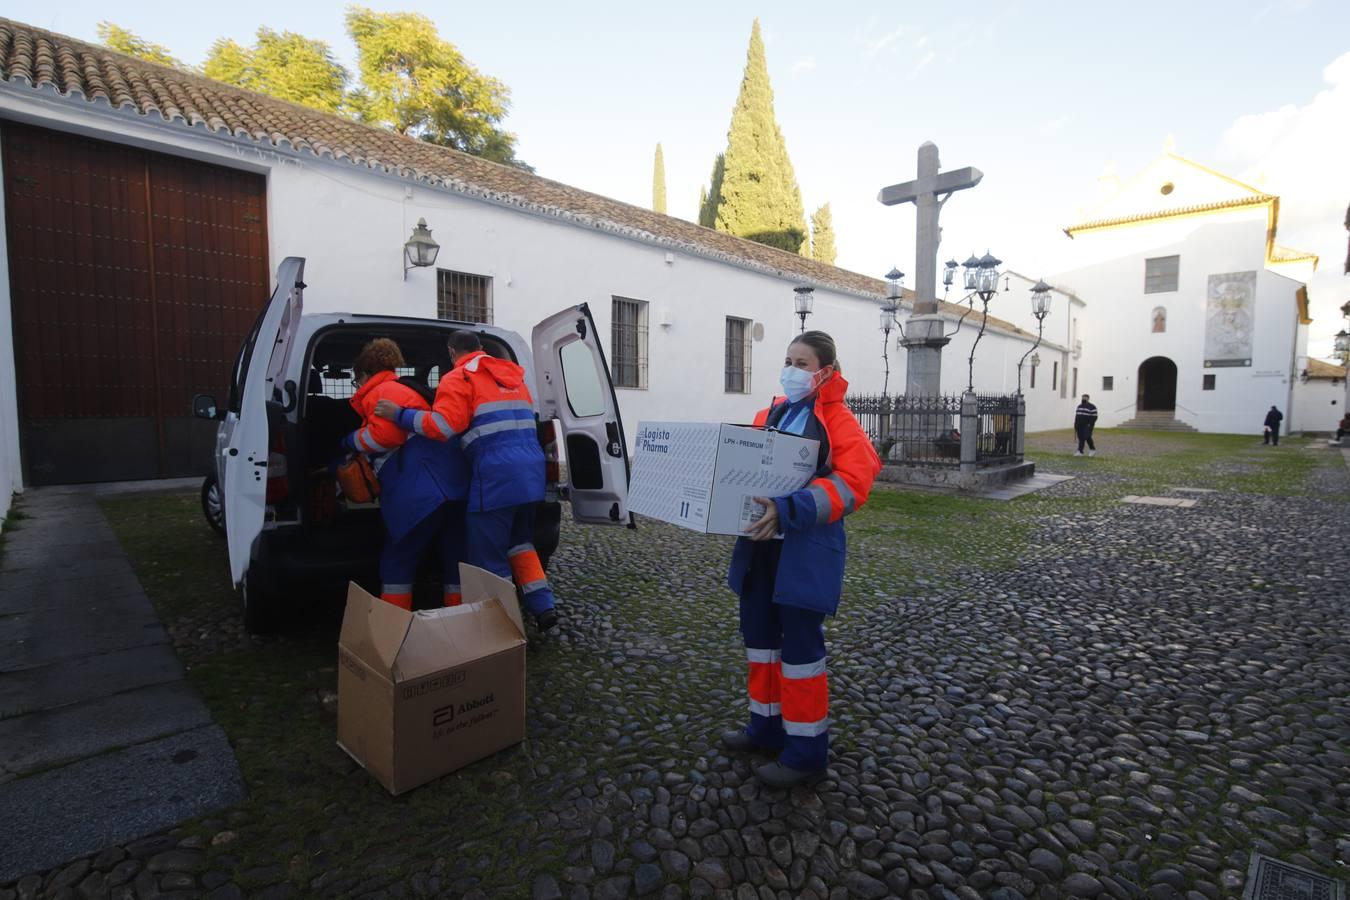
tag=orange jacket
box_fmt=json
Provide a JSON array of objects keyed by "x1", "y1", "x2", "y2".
[
  {"x1": 346, "y1": 371, "x2": 429, "y2": 454},
  {"x1": 751, "y1": 372, "x2": 881, "y2": 525}
]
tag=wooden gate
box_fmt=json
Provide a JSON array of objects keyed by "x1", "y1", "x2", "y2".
[{"x1": 3, "y1": 123, "x2": 269, "y2": 484}]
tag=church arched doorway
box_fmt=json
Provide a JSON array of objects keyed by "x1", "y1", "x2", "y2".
[{"x1": 1137, "y1": 357, "x2": 1178, "y2": 411}]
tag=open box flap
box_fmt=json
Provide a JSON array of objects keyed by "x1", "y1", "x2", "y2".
[{"x1": 340, "y1": 583, "x2": 413, "y2": 677}]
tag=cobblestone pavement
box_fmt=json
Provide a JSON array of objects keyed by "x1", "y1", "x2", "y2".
[{"x1": 2, "y1": 433, "x2": 1347, "y2": 899}]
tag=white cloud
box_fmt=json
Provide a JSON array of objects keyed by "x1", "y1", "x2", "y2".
[
  {"x1": 1217, "y1": 51, "x2": 1350, "y2": 355},
  {"x1": 792, "y1": 56, "x2": 817, "y2": 75},
  {"x1": 913, "y1": 51, "x2": 937, "y2": 75},
  {"x1": 1040, "y1": 116, "x2": 1070, "y2": 137},
  {"x1": 860, "y1": 24, "x2": 909, "y2": 57}
]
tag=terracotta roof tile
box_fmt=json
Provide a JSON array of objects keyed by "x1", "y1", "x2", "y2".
[{"x1": 1305, "y1": 358, "x2": 1346, "y2": 380}]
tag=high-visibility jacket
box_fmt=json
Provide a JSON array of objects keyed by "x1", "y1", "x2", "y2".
[
  {"x1": 397, "y1": 351, "x2": 545, "y2": 512},
  {"x1": 345, "y1": 370, "x2": 469, "y2": 541},
  {"x1": 727, "y1": 372, "x2": 881, "y2": 616}
]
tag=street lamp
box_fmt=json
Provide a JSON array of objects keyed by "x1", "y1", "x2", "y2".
[
  {"x1": 793, "y1": 285, "x2": 815, "y2": 333},
  {"x1": 963, "y1": 250, "x2": 1003, "y2": 391},
  {"x1": 943, "y1": 258, "x2": 959, "y2": 294},
  {"x1": 1017, "y1": 279, "x2": 1054, "y2": 395},
  {"x1": 885, "y1": 267, "x2": 905, "y2": 302},
  {"x1": 403, "y1": 218, "x2": 440, "y2": 280}
]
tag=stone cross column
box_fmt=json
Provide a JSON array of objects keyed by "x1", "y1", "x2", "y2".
[{"x1": 878, "y1": 142, "x2": 983, "y2": 397}]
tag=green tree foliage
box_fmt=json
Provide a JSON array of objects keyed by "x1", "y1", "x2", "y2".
[
  {"x1": 96, "y1": 22, "x2": 185, "y2": 68},
  {"x1": 707, "y1": 20, "x2": 808, "y2": 254},
  {"x1": 345, "y1": 7, "x2": 526, "y2": 169},
  {"x1": 204, "y1": 29, "x2": 348, "y2": 114},
  {"x1": 810, "y1": 203, "x2": 837, "y2": 266},
  {"x1": 652, "y1": 143, "x2": 668, "y2": 214},
  {"x1": 699, "y1": 154, "x2": 725, "y2": 228}
]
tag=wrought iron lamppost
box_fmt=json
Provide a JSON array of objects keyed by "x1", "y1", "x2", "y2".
[
  {"x1": 1017, "y1": 280, "x2": 1054, "y2": 395},
  {"x1": 793, "y1": 285, "x2": 815, "y2": 333},
  {"x1": 403, "y1": 218, "x2": 441, "y2": 280},
  {"x1": 880, "y1": 268, "x2": 905, "y2": 395},
  {"x1": 963, "y1": 251, "x2": 1003, "y2": 392},
  {"x1": 1335, "y1": 328, "x2": 1350, "y2": 365}
]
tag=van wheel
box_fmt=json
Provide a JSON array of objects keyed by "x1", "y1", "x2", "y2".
[
  {"x1": 201, "y1": 475, "x2": 225, "y2": 537},
  {"x1": 241, "y1": 568, "x2": 280, "y2": 634}
]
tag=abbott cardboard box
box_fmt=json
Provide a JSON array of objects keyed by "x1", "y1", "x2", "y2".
[
  {"x1": 337, "y1": 564, "x2": 525, "y2": 795},
  {"x1": 628, "y1": 421, "x2": 819, "y2": 536}
]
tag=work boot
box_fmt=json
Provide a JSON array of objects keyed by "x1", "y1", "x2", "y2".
[
  {"x1": 1087, "y1": 449, "x2": 1097, "y2": 457},
  {"x1": 1073, "y1": 451, "x2": 1084, "y2": 457},
  {"x1": 755, "y1": 761, "x2": 826, "y2": 789},
  {"x1": 534, "y1": 609, "x2": 559, "y2": 632},
  {"x1": 720, "y1": 730, "x2": 776, "y2": 755}
]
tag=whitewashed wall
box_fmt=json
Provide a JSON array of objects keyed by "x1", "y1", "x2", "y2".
[
  {"x1": 1293, "y1": 377, "x2": 1346, "y2": 433},
  {"x1": 1051, "y1": 213, "x2": 1302, "y2": 434}
]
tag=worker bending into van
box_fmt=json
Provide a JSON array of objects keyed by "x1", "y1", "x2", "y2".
[
  {"x1": 375, "y1": 332, "x2": 558, "y2": 631},
  {"x1": 344, "y1": 339, "x2": 469, "y2": 609}
]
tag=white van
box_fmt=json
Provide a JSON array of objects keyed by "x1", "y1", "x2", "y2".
[{"x1": 193, "y1": 258, "x2": 631, "y2": 631}]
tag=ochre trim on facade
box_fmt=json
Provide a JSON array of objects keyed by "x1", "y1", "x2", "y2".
[{"x1": 1294, "y1": 286, "x2": 1312, "y2": 325}]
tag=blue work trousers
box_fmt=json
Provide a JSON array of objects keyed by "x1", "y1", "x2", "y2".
[{"x1": 465, "y1": 504, "x2": 555, "y2": 616}]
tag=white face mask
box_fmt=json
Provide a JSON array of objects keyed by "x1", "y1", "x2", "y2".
[{"x1": 780, "y1": 366, "x2": 817, "y2": 402}]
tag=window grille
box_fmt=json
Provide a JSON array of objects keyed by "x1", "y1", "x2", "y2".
[
  {"x1": 1144, "y1": 255, "x2": 1179, "y2": 294},
  {"x1": 611, "y1": 297, "x2": 649, "y2": 389},
  {"x1": 437, "y1": 269, "x2": 493, "y2": 323},
  {"x1": 724, "y1": 317, "x2": 752, "y2": 393},
  {"x1": 1203, "y1": 374, "x2": 1216, "y2": 390},
  {"x1": 1103, "y1": 376, "x2": 1114, "y2": 391}
]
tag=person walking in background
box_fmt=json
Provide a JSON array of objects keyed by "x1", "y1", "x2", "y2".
[
  {"x1": 1263, "y1": 405, "x2": 1284, "y2": 445},
  {"x1": 1335, "y1": 413, "x2": 1350, "y2": 445},
  {"x1": 722, "y1": 330, "x2": 881, "y2": 788},
  {"x1": 1074, "y1": 394, "x2": 1098, "y2": 457}
]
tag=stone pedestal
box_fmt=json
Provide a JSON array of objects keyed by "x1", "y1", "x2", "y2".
[{"x1": 900, "y1": 315, "x2": 950, "y2": 398}]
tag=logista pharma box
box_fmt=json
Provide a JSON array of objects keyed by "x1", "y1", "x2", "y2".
[
  {"x1": 337, "y1": 564, "x2": 526, "y2": 795},
  {"x1": 628, "y1": 422, "x2": 819, "y2": 536}
]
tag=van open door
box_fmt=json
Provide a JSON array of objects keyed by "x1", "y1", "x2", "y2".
[
  {"x1": 221, "y1": 257, "x2": 306, "y2": 585},
  {"x1": 532, "y1": 304, "x2": 631, "y2": 526}
]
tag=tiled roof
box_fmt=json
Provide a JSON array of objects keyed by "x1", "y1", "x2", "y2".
[
  {"x1": 1269, "y1": 243, "x2": 1319, "y2": 266},
  {"x1": 1305, "y1": 358, "x2": 1346, "y2": 380},
  {"x1": 1064, "y1": 194, "x2": 1277, "y2": 236},
  {"x1": 0, "y1": 16, "x2": 1049, "y2": 345},
  {"x1": 0, "y1": 16, "x2": 897, "y2": 299}
]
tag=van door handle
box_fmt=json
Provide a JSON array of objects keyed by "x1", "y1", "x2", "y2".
[{"x1": 605, "y1": 422, "x2": 623, "y2": 458}]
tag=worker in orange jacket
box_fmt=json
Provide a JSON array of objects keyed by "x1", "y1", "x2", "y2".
[
  {"x1": 723, "y1": 331, "x2": 881, "y2": 788},
  {"x1": 375, "y1": 331, "x2": 557, "y2": 631},
  {"x1": 343, "y1": 339, "x2": 469, "y2": 609}
]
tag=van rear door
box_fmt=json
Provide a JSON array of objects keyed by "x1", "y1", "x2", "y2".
[
  {"x1": 222, "y1": 257, "x2": 306, "y2": 585},
  {"x1": 532, "y1": 304, "x2": 631, "y2": 526}
]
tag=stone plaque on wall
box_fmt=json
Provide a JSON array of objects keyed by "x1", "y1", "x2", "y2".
[{"x1": 1204, "y1": 270, "x2": 1256, "y2": 368}]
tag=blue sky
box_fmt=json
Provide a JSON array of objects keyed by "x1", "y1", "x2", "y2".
[{"x1": 32, "y1": 0, "x2": 1350, "y2": 353}]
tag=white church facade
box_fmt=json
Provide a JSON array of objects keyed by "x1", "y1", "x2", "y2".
[{"x1": 1047, "y1": 153, "x2": 1321, "y2": 435}]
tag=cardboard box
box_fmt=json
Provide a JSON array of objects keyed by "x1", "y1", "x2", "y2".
[
  {"x1": 337, "y1": 565, "x2": 526, "y2": 795},
  {"x1": 628, "y1": 421, "x2": 820, "y2": 536}
]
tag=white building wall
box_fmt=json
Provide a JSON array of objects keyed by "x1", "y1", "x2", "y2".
[
  {"x1": 1292, "y1": 378, "x2": 1345, "y2": 433},
  {"x1": 1052, "y1": 213, "x2": 1302, "y2": 434}
]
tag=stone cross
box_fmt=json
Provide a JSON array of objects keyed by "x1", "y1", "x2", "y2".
[
  {"x1": 878, "y1": 142, "x2": 983, "y2": 396},
  {"x1": 878, "y1": 141, "x2": 983, "y2": 315}
]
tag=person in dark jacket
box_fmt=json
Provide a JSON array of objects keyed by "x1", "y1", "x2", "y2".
[
  {"x1": 1074, "y1": 394, "x2": 1098, "y2": 456},
  {"x1": 1263, "y1": 405, "x2": 1284, "y2": 445}
]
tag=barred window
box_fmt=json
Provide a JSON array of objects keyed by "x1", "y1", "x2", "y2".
[
  {"x1": 1030, "y1": 364, "x2": 1037, "y2": 389},
  {"x1": 437, "y1": 269, "x2": 492, "y2": 323},
  {"x1": 724, "y1": 317, "x2": 752, "y2": 393},
  {"x1": 1144, "y1": 255, "x2": 1179, "y2": 294},
  {"x1": 1203, "y1": 374, "x2": 1216, "y2": 390},
  {"x1": 611, "y1": 297, "x2": 648, "y2": 390},
  {"x1": 1103, "y1": 376, "x2": 1114, "y2": 391}
]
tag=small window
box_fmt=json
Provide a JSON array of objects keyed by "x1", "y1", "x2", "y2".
[
  {"x1": 611, "y1": 297, "x2": 649, "y2": 390},
  {"x1": 1103, "y1": 376, "x2": 1114, "y2": 391},
  {"x1": 724, "y1": 317, "x2": 752, "y2": 393},
  {"x1": 1030, "y1": 364, "x2": 1037, "y2": 389},
  {"x1": 1053, "y1": 360, "x2": 1059, "y2": 392},
  {"x1": 1152, "y1": 306, "x2": 1166, "y2": 333},
  {"x1": 560, "y1": 341, "x2": 606, "y2": 416},
  {"x1": 437, "y1": 269, "x2": 493, "y2": 323},
  {"x1": 1072, "y1": 367, "x2": 1078, "y2": 397},
  {"x1": 1160, "y1": 182, "x2": 1175, "y2": 195},
  {"x1": 1203, "y1": 374, "x2": 1216, "y2": 391},
  {"x1": 1145, "y1": 255, "x2": 1179, "y2": 294}
]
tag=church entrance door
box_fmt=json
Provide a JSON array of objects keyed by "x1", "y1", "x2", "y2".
[{"x1": 1137, "y1": 357, "x2": 1178, "y2": 411}]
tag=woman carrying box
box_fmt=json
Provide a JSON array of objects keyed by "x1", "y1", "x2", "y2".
[{"x1": 724, "y1": 330, "x2": 882, "y2": 788}]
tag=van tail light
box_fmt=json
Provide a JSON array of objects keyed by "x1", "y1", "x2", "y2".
[
  {"x1": 537, "y1": 420, "x2": 561, "y2": 485},
  {"x1": 265, "y1": 432, "x2": 289, "y2": 503}
]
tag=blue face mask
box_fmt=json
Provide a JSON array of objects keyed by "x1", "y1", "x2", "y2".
[{"x1": 780, "y1": 366, "x2": 817, "y2": 403}]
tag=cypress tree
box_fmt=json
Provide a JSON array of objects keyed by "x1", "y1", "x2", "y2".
[
  {"x1": 709, "y1": 20, "x2": 808, "y2": 254},
  {"x1": 810, "y1": 204, "x2": 837, "y2": 266},
  {"x1": 652, "y1": 143, "x2": 668, "y2": 214},
  {"x1": 699, "y1": 154, "x2": 725, "y2": 228},
  {"x1": 698, "y1": 186, "x2": 709, "y2": 225}
]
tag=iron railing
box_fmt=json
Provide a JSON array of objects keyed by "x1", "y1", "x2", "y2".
[
  {"x1": 974, "y1": 394, "x2": 1020, "y2": 466},
  {"x1": 846, "y1": 392, "x2": 1023, "y2": 468},
  {"x1": 847, "y1": 394, "x2": 963, "y2": 467}
]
